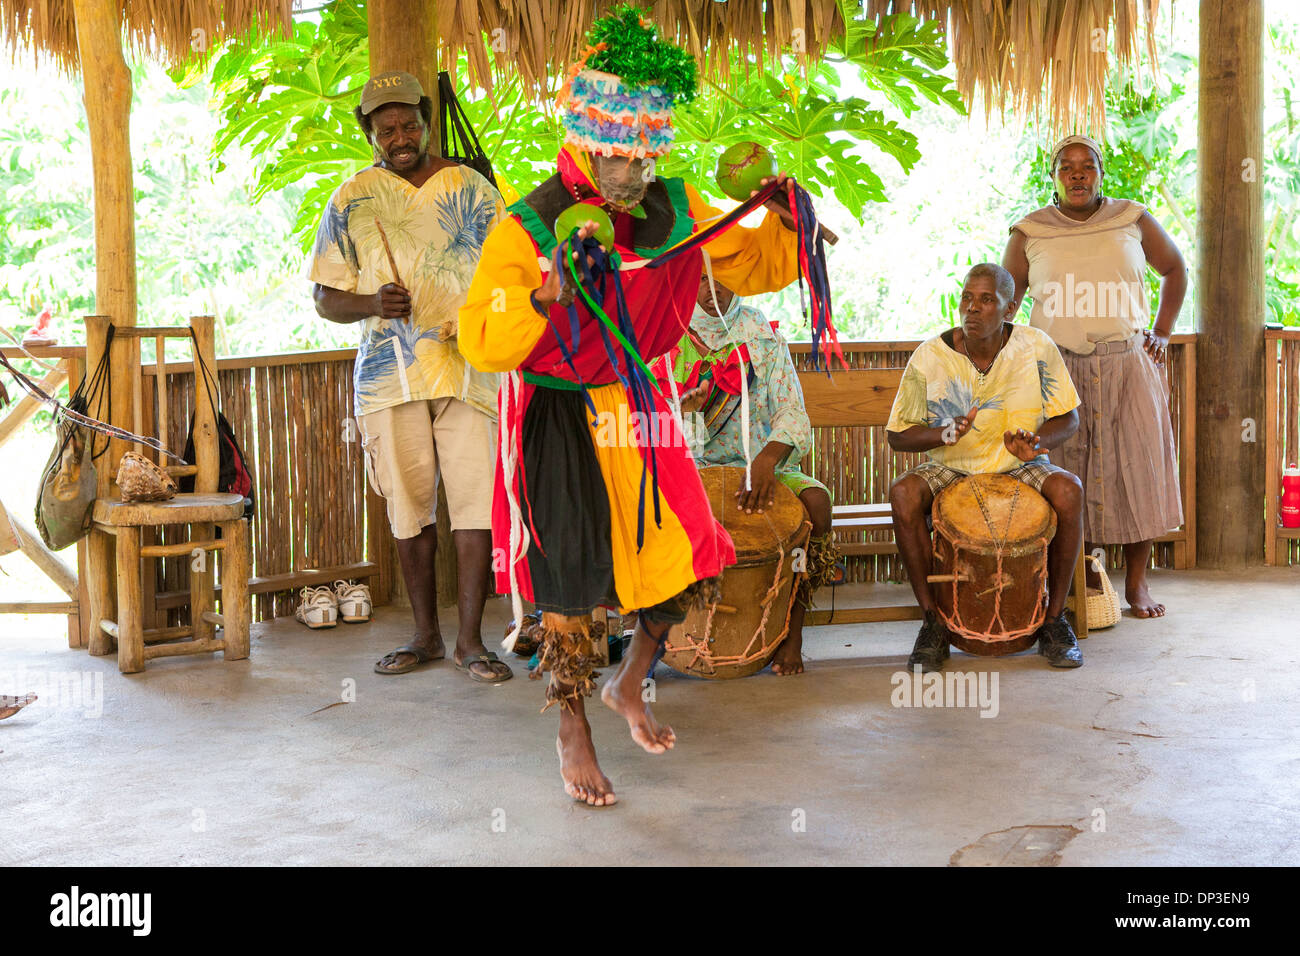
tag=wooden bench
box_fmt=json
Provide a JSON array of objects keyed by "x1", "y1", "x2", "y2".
[{"x1": 795, "y1": 366, "x2": 1089, "y2": 637}]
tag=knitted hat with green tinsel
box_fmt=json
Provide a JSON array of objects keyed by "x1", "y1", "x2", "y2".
[{"x1": 558, "y1": 5, "x2": 698, "y2": 159}]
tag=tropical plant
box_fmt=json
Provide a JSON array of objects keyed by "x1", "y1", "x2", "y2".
[{"x1": 194, "y1": 0, "x2": 963, "y2": 251}]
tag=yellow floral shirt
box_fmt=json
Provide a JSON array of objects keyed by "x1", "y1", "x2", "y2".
[
  {"x1": 887, "y1": 323, "x2": 1081, "y2": 474},
  {"x1": 309, "y1": 163, "x2": 506, "y2": 417}
]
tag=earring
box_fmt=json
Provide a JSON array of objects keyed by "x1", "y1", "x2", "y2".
[{"x1": 1051, "y1": 190, "x2": 1060, "y2": 206}]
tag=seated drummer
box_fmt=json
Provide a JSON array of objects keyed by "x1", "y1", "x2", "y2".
[
  {"x1": 886, "y1": 263, "x2": 1085, "y2": 671},
  {"x1": 669, "y1": 268, "x2": 835, "y2": 676}
]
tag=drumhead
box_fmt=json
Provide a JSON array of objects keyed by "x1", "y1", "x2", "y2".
[
  {"x1": 699, "y1": 466, "x2": 807, "y2": 563},
  {"x1": 932, "y1": 474, "x2": 1055, "y2": 551}
]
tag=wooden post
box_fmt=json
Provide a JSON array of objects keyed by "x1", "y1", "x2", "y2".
[
  {"x1": 221, "y1": 518, "x2": 251, "y2": 661},
  {"x1": 190, "y1": 317, "x2": 219, "y2": 642},
  {"x1": 367, "y1": 0, "x2": 441, "y2": 153},
  {"x1": 1197, "y1": 0, "x2": 1265, "y2": 568},
  {"x1": 115, "y1": 526, "x2": 143, "y2": 673},
  {"x1": 84, "y1": 317, "x2": 116, "y2": 656},
  {"x1": 1264, "y1": 331, "x2": 1279, "y2": 566},
  {"x1": 76, "y1": 0, "x2": 138, "y2": 643}
]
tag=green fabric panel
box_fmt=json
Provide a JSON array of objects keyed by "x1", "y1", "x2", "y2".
[
  {"x1": 509, "y1": 198, "x2": 557, "y2": 259},
  {"x1": 634, "y1": 177, "x2": 692, "y2": 258}
]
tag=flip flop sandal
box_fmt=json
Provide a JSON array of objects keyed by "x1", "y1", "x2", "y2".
[
  {"x1": 374, "y1": 643, "x2": 440, "y2": 675},
  {"x1": 457, "y1": 651, "x2": 513, "y2": 684}
]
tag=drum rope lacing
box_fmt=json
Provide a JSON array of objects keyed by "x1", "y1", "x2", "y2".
[
  {"x1": 662, "y1": 476, "x2": 810, "y2": 672},
  {"x1": 939, "y1": 478, "x2": 1050, "y2": 643}
]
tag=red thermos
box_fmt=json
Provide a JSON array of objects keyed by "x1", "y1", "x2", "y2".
[{"x1": 1283, "y1": 464, "x2": 1300, "y2": 528}]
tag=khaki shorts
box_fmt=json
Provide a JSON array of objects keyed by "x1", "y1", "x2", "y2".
[{"x1": 358, "y1": 398, "x2": 496, "y2": 538}]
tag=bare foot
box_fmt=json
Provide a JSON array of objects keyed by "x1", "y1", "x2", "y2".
[
  {"x1": 600, "y1": 662, "x2": 675, "y2": 754},
  {"x1": 769, "y1": 632, "x2": 805, "y2": 676},
  {"x1": 1126, "y1": 583, "x2": 1166, "y2": 618},
  {"x1": 0, "y1": 693, "x2": 37, "y2": 720},
  {"x1": 556, "y1": 718, "x2": 616, "y2": 807}
]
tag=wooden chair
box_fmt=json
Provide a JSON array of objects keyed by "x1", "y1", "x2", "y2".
[
  {"x1": 84, "y1": 315, "x2": 251, "y2": 673},
  {"x1": 796, "y1": 366, "x2": 1089, "y2": 637}
]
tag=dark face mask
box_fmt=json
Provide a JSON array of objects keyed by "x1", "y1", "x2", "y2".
[{"x1": 592, "y1": 155, "x2": 651, "y2": 209}]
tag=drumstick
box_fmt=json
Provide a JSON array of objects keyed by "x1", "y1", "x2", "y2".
[{"x1": 374, "y1": 220, "x2": 404, "y2": 289}]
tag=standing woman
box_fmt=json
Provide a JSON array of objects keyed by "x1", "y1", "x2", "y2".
[{"x1": 1003, "y1": 135, "x2": 1186, "y2": 618}]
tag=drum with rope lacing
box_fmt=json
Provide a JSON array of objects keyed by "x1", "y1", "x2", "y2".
[
  {"x1": 930, "y1": 473, "x2": 1056, "y2": 656},
  {"x1": 660, "y1": 466, "x2": 810, "y2": 679}
]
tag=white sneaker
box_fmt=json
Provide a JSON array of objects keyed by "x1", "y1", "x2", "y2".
[
  {"x1": 334, "y1": 580, "x2": 372, "y2": 623},
  {"x1": 295, "y1": 585, "x2": 338, "y2": 629}
]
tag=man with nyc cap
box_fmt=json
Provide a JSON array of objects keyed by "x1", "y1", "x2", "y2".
[{"x1": 310, "y1": 71, "x2": 510, "y2": 683}]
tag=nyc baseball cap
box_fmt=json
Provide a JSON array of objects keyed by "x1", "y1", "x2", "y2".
[{"x1": 360, "y1": 71, "x2": 424, "y2": 116}]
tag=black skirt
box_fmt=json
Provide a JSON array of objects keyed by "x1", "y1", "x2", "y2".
[{"x1": 520, "y1": 386, "x2": 618, "y2": 615}]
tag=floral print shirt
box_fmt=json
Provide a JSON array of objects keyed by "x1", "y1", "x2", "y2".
[
  {"x1": 887, "y1": 323, "x2": 1080, "y2": 475},
  {"x1": 664, "y1": 300, "x2": 813, "y2": 472},
  {"x1": 309, "y1": 163, "x2": 506, "y2": 417}
]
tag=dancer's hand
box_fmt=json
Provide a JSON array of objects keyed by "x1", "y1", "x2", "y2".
[
  {"x1": 755, "y1": 173, "x2": 797, "y2": 230},
  {"x1": 534, "y1": 221, "x2": 604, "y2": 309}
]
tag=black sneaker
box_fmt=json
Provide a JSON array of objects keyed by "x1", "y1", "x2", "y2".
[
  {"x1": 907, "y1": 611, "x2": 951, "y2": 673},
  {"x1": 1037, "y1": 613, "x2": 1083, "y2": 668}
]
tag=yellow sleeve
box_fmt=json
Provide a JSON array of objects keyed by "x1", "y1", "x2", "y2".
[
  {"x1": 458, "y1": 217, "x2": 550, "y2": 373},
  {"x1": 686, "y1": 184, "x2": 799, "y2": 296}
]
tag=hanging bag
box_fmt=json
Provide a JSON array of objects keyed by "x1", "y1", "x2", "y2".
[
  {"x1": 437, "y1": 71, "x2": 498, "y2": 189},
  {"x1": 178, "y1": 337, "x2": 254, "y2": 518},
  {"x1": 34, "y1": 336, "x2": 111, "y2": 550}
]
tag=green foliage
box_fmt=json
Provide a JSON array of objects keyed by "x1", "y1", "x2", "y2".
[
  {"x1": 201, "y1": 0, "x2": 961, "y2": 246},
  {"x1": 585, "y1": 4, "x2": 698, "y2": 102},
  {"x1": 178, "y1": 0, "x2": 373, "y2": 252}
]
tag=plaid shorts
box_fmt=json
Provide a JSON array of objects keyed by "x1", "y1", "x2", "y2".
[{"x1": 904, "y1": 456, "x2": 1069, "y2": 497}]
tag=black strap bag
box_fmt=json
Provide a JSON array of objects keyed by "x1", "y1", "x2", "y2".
[{"x1": 438, "y1": 71, "x2": 498, "y2": 189}]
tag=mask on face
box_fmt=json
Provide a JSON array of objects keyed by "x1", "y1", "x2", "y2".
[{"x1": 593, "y1": 155, "x2": 651, "y2": 208}]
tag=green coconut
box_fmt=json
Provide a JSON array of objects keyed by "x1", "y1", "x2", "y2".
[
  {"x1": 554, "y1": 203, "x2": 616, "y2": 250},
  {"x1": 715, "y1": 142, "x2": 778, "y2": 201}
]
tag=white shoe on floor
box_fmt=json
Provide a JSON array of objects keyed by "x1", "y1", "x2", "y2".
[
  {"x1": 334, "y1": 580, "x2": 372, "y2": 623},
  {"x1": 296, "y1": 585, "x2": 338, "y2": 629}
]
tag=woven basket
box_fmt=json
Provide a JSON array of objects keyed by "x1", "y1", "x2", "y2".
[
  {"x1": 116, "y1": 452, "x2": 177, "y2": 502},
  {"x1": 1085, "y1": 556, "x2": 1121, "y2": 630}
]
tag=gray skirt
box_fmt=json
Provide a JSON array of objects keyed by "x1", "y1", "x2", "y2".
[{"x1": 1050, "y1": 335, "x2": 1184, "y2": 544}]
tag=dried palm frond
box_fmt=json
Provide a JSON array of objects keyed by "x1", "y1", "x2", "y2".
[
  {"x1": 0, "y1": 0, "x2": 291, "y2": 72},
  {"x1": 865, "y1": 0, "x2": 1160, "y2": 135}
]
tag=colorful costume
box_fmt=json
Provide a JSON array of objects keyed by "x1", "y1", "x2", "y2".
[{"x1": 457, "y1": 11, "x2": 798, "y2": 709}]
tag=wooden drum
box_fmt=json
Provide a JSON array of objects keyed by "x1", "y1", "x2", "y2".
[
  {"x1": 930, "y1": 474, "x2": 1057, "y2": 656},
  {"x1": 660, "y1": 466, "x2": 811, "y2": 679}
]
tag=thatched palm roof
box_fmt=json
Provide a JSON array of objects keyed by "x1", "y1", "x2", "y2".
[
  {"x1": 440, "y1": 0, "x2": 1158, "y2": 134},
  {"x1": 0, "y1": 0, "x2": 1156, "y2": 134},
  {"x1": 864, "y1": 0, "x2": 1160, "y2": 132},
  {"x1": 0, "y1": 0, "x2": 290, "y2": 70}
]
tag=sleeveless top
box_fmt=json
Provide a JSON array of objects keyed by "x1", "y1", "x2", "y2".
[{"x1": 1010, "y1": 198, "x2": 1149, "y2": 355}]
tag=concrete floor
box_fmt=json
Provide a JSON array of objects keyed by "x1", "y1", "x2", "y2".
[{"x1": 2, "y1": 568, "x2": 1297, "y2": 866}]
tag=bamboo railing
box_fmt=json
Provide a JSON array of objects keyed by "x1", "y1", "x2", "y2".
[
  {"x1": 16, "y1": 329, "x2": 1299, "y2": 640},
  {"x1": 141, "y1": 348, "x2": 388, "y2": 624},
  {"x1": 790, "y1": 335, "x2": 1199, "y2": 581},
  {"x1": 1265, "y1": 329, "x2": 1300, "y2": 566}
]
